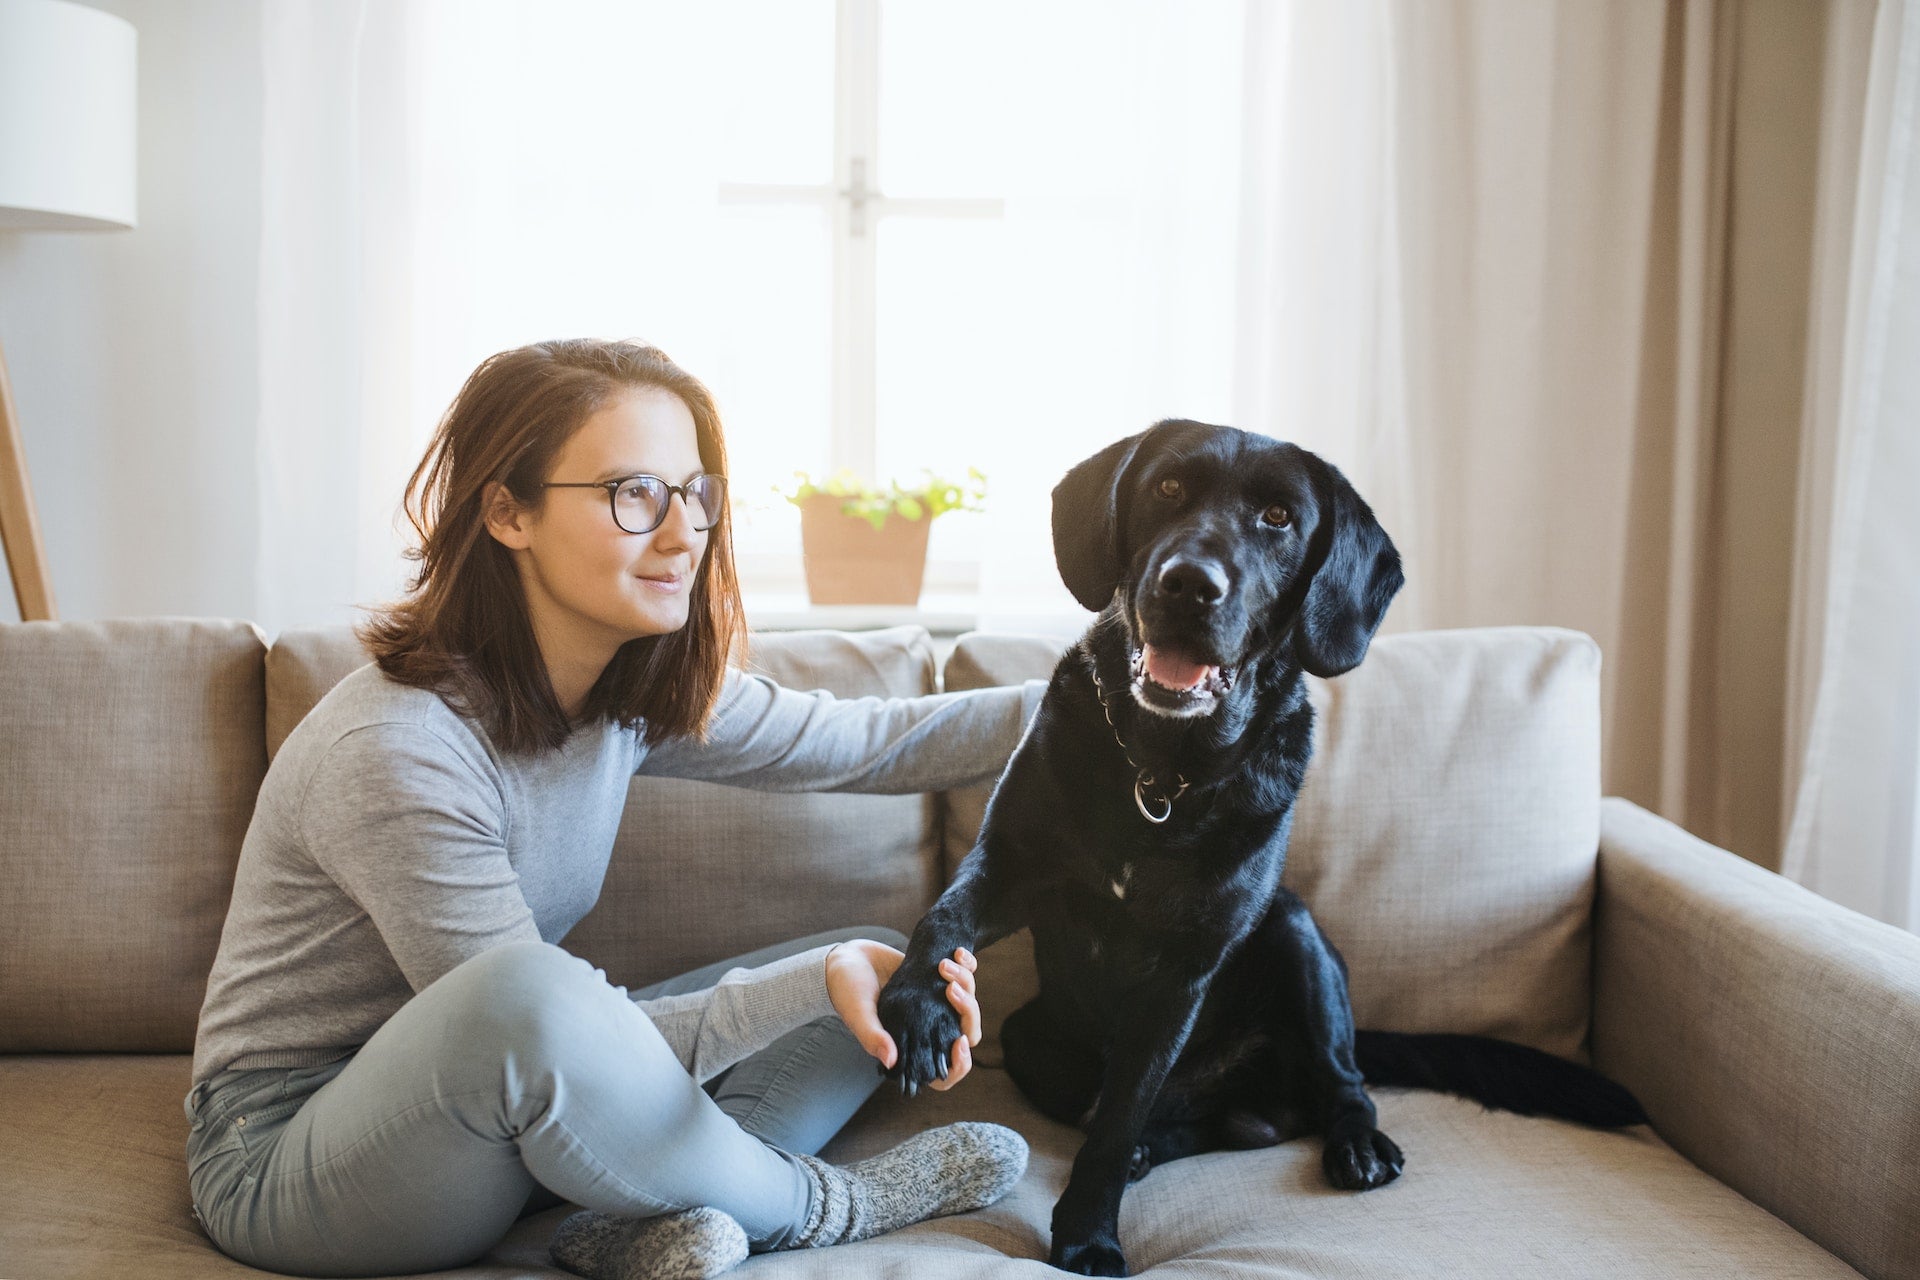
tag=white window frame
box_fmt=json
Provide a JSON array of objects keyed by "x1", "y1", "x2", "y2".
[{"x1": 717, "y1": 0, "x2": 1004, "y2": 483}]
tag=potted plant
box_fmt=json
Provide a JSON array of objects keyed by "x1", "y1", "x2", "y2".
[{"x1": 780, "y1": 468, "x2": 987, "y2": 605}]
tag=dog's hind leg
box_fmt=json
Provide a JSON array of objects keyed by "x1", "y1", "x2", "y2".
[
  {"x1": 1261, "y1": 889, "x2": 1405, "y2": 1192},
  {"x1": 1127, "y1": 1112, "x2": 1274, "y2": 1183},
  {"x1": 1127, "y1": 1121, "x2": 1211, "y2": 1182},
  {"x1": 1001, "y1": 996, "x2": 1104, "y2": 1129},
  {"x1": 1128, "y1": 1081, "x2": 1294, "y2": 1181}
]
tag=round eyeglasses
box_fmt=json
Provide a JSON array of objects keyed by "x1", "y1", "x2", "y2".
[{"x1": 538, "y1": 473, "x2": 728, "y2": 536}]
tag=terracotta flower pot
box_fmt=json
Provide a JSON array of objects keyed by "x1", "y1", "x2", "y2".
[{"x1": 797, "y1": 494, "x2": 933, "y2": 605}]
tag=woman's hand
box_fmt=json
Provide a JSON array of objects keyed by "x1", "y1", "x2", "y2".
[{"x1": 826, "y1": 939, "x2": 981, "y2": 1091}]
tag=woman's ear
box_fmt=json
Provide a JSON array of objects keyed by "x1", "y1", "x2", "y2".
[
  {"x1": 1050, "y1": 428, "x2": 1153, "y2": 612},
  {"x1": 1290, "y1": 451, "x2": 1404, "y2": 677},
  {"x1": 483, "y1": 482, "x2": 534, "y2": 551}
]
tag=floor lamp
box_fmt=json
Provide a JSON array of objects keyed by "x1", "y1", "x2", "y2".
[{"x1": 0, "y1": 0, "x2": 137, "y2": 622}]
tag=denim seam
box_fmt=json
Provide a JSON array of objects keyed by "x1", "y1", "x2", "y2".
[
  {"x1": 240, "y1": 1082, "x2": 702, "y2": 1214},
  {"x1": 247, "y1": 1086, "x2": 515, "y2": 1185}
]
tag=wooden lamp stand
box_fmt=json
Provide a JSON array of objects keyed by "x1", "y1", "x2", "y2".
[{"x1": 0, "y1": 338, "x2": 56, "y2": 621}]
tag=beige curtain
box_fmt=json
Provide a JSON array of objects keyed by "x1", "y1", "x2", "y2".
[
  {"x1": 1239, "y1": 0, "x2": 1876, "y2": 870},
  {"x1": 1607, "y1": 0, "x2": 1843, "y2": 870}
]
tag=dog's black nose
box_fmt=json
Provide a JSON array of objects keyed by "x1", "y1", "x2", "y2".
[{"x1": 1156, "y1": 557, "x2": 1229, "y2": 606}]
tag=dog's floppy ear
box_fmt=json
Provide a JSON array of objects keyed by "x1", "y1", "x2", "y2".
[
  {"x1": 1050, "y1": 428, "x2": 1152, "y2": 612},
  {"x1": 1291, "y1": 450, "x2": 1404, "y2": 677}
]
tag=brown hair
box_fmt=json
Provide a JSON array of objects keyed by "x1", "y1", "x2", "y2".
[{"x1": 356, "y1": 338, "x2": 746, "y2": 755}]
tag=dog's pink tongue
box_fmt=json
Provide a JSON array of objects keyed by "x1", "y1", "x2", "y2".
[{"x1": 1143, "y1": 645, "x2": 1214, "y2": 691}]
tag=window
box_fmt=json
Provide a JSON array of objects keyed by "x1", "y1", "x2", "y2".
[{"x1": 406, "y1": 0, "x2": 1245, "y2": 617}]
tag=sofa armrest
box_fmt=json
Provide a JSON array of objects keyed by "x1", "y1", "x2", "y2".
[{"x1": 1593, "y1": 797, "x2": 1920, "y2": 1280}]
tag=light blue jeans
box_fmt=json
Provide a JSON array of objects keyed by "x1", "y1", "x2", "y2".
[{"x1": 184, "y1": 926, "x2": 904, "y2": 1277}]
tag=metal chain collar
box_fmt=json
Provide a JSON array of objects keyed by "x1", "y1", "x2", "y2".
[{"x1": 1087, "y1": 657, "x2": 1190, "y2": 824}]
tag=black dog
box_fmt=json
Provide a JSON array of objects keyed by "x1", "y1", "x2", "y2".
[{"x1": 877, "y1": 420, "x2": 1646, "y2": 1276}]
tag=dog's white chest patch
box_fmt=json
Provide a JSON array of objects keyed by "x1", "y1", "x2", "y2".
[{"x1": 1110, "y1": 864, "x2": 1133, "y2": 900}]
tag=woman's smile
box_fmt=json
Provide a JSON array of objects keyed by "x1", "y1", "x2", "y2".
[{"x1": 636, "y1": 569, "x2": 687, "y2": 593}]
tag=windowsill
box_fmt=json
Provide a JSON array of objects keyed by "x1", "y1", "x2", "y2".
[
  {"x1": 742, "y1": 590, "x2": 1090, "y2": 641},
  {"x1": 742, "y1": 592, "x2": 984, "y2": 635}
]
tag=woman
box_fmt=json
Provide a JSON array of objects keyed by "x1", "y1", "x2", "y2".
[{"x1": 183, "y1": 339, "x2": 1041, "y2": 1279}]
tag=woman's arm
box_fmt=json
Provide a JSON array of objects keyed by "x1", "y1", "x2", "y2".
[
  {"x1": 299, "y1": 722, "x2": 542, "y2": 992},
  {"x1": 636, "y1": 940, "x2": 982, "y2": 1087},
  {"x1": 636, "y1": 668, "x2": 1047, "y2": 794}
]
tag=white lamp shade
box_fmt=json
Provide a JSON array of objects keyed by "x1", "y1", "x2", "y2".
[{"x1": 0, "y1": 0, "x2": 136, "y2": 231}]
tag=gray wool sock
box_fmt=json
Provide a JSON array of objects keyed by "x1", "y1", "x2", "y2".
[
  {"x1": 785, "y1": 1121, "x2": 1028, "y2": 1249},
  {"x1": 549, "y1": 1205, "x2": 749, "y2": 1280}
]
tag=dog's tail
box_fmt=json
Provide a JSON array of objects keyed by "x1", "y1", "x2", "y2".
[{"x1": 1354, "y1": 1030, "x2": 1647, "y2": 1128}]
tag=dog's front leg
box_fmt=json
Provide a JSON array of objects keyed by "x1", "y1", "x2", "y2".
[
  {"x1": 878, "y1": 843, "x2": 1020, "y2": 1093},
  {"x1": 1048, "y1": 978, "x2": 1207, "y2": 1277}
]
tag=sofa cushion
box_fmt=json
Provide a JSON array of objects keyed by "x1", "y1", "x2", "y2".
[
  {"x1": 794, "y1": 1071, "x2": 1860, "y2": 1279},
  {"x1": 0, "y1": 619, "x2": 267, "y2": 1053},
  {"x1": 0, "y1": 1055, "x2": 1858, "y2": 1279},
  {"x1": 263, "y1": 626, "x2": 370, "y2": 761},
  {"x1": 942, "y1": 626, "x2": 1601, "y2": 1063},
  {"x1": 264, "y1": 625, "x2": 942, "y2": 990}
]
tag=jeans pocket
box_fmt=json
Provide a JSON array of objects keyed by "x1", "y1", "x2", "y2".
[
  {"x1": 193, "y1": 1069, "x2": 301, "y2": 1170},
  {"x1": 186, "y1": 1121, "x2": 245, "y2": 1178},
  {"x1": 230, "y1": 1095, "x2": 306, "y2": 1163}
]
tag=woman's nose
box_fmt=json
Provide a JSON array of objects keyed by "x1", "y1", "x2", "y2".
[{"x1": 651, "y1": 490, "x2": 698, "y2": 550}]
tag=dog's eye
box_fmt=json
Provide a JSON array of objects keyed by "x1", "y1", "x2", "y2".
[
  {"x1": 1156, "y1": 478, "x2": 1183, "y2": 500},
  {"x1": 1262, "y1": 504, "x2": 1292, "y2": 528}
]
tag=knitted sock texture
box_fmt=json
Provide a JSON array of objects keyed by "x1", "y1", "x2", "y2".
[
  {"x1": 786, "y1": 1121, "x2": 1028, "y2": 1249},
  {"x1": 549, "y1": 1205, "x2": 749, "y2": 1280}
]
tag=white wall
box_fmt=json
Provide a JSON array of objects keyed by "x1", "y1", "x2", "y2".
[{"x1": 0, "y1": 0, "x2": 260, "y2": 624}]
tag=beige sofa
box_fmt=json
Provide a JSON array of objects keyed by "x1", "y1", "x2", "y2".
[{"x1": 2, "y1": 618, "x2": 1916, "y2": 1280}]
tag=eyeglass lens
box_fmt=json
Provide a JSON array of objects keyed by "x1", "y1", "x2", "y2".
[{"x1": 613, "y1": 474, "x2": 726, "y2": 535}]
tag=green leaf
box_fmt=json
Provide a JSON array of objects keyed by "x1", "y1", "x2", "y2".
[{"x1": 778, "y1": 465, "x2": 990, "y2": 519}]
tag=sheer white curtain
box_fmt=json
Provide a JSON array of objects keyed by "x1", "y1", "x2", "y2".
[
  {"x1": 1232, "y1": 0, "x2": 1424, "y2": 630},
  {"x1": 1781, "y1": 0, "x2": 1920, "y2": 929},
  {"x1": 256, "y1": 0, "x2": 419, "y2": 637}
]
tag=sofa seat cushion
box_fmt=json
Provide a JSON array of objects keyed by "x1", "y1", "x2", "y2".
[
  {"x1": 0, "y1": 1056, "x2": 279, "y2": 1280},
  {"x1": 943, "y1": 626, "x2": 1603, "y2": 1063},
  {"x1": 796, "y1": 1072, "x2": 1861, "y2": 1279},
  {"x1": 0, "y1": 1056, "x2": 1858, "y2": 1279}
]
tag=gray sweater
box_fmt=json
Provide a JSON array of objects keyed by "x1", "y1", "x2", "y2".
[{"x1": 188, "y1": 662, "x2": 1044, "y2": 1096}]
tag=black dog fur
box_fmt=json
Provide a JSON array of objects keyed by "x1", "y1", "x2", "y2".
[{"x1": 877, "y1": 420, "x2": 1646, "y2": 1276}]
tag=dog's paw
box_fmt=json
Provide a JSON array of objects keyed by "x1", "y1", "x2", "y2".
[
  {"x1": 1051, "y1": 1233, "x2": 1130, "y2": 1276},
  {"x1": 1322, "y1": 1125, "x2": 1404, "y2": 1190},
  {"x1": 876, "y1": 974, "x2": 963, "y2": 1097}
]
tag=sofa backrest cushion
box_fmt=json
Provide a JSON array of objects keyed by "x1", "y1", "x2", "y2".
[
  {"x1": 0, "y1": 619, "x2": 268, "y2": 1052},
  {"x1": 264, "y1": 627, "x2": 371, "y2": 761},
  {"x1": 943, "y1": 626, "x2": 1601, "y2": 1063},
  {"x1": 263, "y1": 625, "x2": 942, "y2": 990}
]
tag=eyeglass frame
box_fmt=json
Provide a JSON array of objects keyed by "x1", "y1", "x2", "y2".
[{"x1": 536, "y1": 472, "x2": 728, "y2": 536}]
